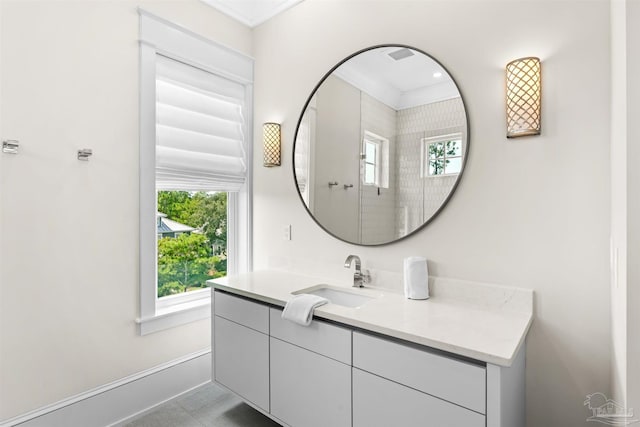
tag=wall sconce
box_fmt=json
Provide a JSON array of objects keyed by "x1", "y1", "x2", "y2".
[
  {"x1": 506, "y1": 57, "x2": 541, "y2": 138},
  {"x1": 263, "y1": 122, "x2": 281, "y2": 167}
]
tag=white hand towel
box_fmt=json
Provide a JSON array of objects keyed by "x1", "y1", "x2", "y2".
[
  {"x1": 282, "y1": 294, "x2": 329, "y2": 326},
  {"x1": 403, "y1": 256, "x2": 429, "y2": 300}
]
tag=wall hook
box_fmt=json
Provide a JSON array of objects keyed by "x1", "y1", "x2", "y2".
[
  {"x1": 77, "y1": 149, "x2": 93, "y2": 161},
  {"x1": 2, "y1": 140, "x2": 19, "y2": 154}
]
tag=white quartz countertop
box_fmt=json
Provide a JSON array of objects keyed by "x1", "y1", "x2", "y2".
[{"x1": 210, "y1": 270, "x2": 533, "y2": 367}]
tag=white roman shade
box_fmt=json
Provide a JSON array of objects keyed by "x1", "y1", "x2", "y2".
[{"x1": 155, "y1": 54, "x2": 247, "y2": 191}]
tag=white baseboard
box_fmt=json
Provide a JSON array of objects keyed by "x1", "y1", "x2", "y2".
[{"x1": 1, "y1": 349, "x2": 212, "y2": 427}]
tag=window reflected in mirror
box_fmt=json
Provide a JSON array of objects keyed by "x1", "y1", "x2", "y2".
[{"x1": 293, "y1": 45, "x2": 469, "y2": 246}]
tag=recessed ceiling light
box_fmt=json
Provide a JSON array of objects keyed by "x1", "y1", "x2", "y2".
[{"x1": 433, "y1": 72, "x2": 443, "y2": 78}]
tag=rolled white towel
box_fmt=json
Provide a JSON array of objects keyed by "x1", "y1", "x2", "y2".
[
  {"x1": 282, "y1": 294, "x2": 329, "y2": 326},
  {"x1": 403, "y1": 256, "x2": 429, "y2": 300}
]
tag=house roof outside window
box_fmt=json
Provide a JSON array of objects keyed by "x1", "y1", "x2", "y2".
[{"x1": 157, "y1": 212, "x2": 196, "y2": 235}]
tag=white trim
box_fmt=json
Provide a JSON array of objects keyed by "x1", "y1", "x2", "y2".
[
  {"x1": 226, "y1": 192, "x2": 240, "y2": 275},
  {"x1": 334, "y1": 68, "x2": 459, "y2": 111},
  {"x1": 198, "y1": 0, "x2": 304, "y2": 28},
  {"x1": 362, "y1": 131, "x2": 389, "y2": 189},
  {"x1": 156, "y1": 287, "x2": 210, "y2": 310},
  {"x1": 239, "y1": 83, "x2": 254, "y2": 273},
  {"x1": 139, "y1": 9, "x2": 253, "y2": 83},
  {"x1": 139, "y1": 40, "x2": 158, "y2": 324},
  {"x1": 138, "y1": 10, "x2": 253, "y2": 334},
  {"x1": 0, "y1": 350, "x2": 211, "y2": 427},
  {"x1": 137, "y1": 296, "x2": 211, "y2": 336},
  {"x1": 420, "y1": 132, "x2": 463, "y2": 178}
]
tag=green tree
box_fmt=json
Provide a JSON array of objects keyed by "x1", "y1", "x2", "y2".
[
  {"x1": 156, "y1": 191, "x2": 228, "y2": 297},
  {"x1": 157, "y1": 233, "x2": 222, "y2": 295},
  {"x1": 191, "y1": 192, "x2": 227, "y2": 255},
  {"x1": 157, "y1": 191, "x2": 198, "y2": 225},
  {"x1": 428, "y1": 140, "x2": 459, "y2": 175},
  {"x1": 157, "y1": 191, "x2": 227, "y2": 256},
  {"x1": 158, "y1": 281, "x2": 185, "y2": 297}
]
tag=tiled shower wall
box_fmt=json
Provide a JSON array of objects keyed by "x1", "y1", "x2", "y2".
[
  {"x1": 331, "y1": 75, "x2": 466, "y2": 244},
  {"x1": 359, "y1": 93, "x2": 397, "y2": 244},
  {"x1": 395, "y1": 98, "x2": 466, "y2": 236}
]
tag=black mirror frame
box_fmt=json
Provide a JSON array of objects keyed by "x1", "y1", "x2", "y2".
[{"x1": 292, "y1": 44, "x2": 471, "y2": 246}]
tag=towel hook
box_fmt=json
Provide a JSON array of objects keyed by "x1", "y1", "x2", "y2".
[
  {"x1": 77, "y1": 149, "x2": 93, "y2": 161},
  {"x1": 2, "y1": 140, "x2": 19, "y2": 154}
]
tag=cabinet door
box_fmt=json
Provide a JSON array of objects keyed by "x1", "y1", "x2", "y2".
[
  {"x1": 353, "y1": 368, "x2": 485, "y2": 427},
  {"x1": 214, "y1": 316, "x2": 269, "y2": 412},
  {"x1": 270, "y1": 338, "x2": 351, "y2": 427}
]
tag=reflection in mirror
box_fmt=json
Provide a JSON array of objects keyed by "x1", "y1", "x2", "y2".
[{"x1": 294, "y1": 46, "x2": 468, "y2": 245}]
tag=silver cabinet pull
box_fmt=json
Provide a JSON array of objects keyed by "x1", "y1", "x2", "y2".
[
  {"x1": 344, "y1": 184, "x2": 353, "y2": 189},
  {"x1": 328, "y1": 181, "x2": 339, "y2": 188}
]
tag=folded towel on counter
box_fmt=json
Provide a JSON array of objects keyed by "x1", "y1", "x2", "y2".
[
  {"x1": 282, "y1": 294, "x2": 329, "y2": 326},
  {"x1": 403, "y1": 256, "x2": 429, "y2": 300}
]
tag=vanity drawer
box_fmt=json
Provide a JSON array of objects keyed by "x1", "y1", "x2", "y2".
[
  {"x1": 214, "y1": 290, "x2": 269, "y2": 334},
  {"x1": 353, "y1": 368, "x2": 485, "y2": 427},
  {"x1": 353, "y1": 332, "x2": 486, "y2": 414},
  {"x1": 270, "y1": 308, "x2": 351, "y2": 364}
]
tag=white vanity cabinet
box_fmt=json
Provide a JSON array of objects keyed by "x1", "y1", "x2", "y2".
[
  {"x1": 353, "y1": 369, "x2": 484, "y2": 427},
  {"x1": 212, "y1": 290, "x2": 526, "y2": 427},
  {"x1": 268, "y1": 308, "x2": 352, "y2": 427},
  {"x1": 213, "y1": 291, "x2": 270, "y2": 412},
  {"x1": 352, "y1": 332, "x2": 486, "y2": 427}
]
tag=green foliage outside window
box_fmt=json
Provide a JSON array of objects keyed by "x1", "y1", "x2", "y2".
[
  {"x1": 157, "y1": 191, "x2": 227, "y2": 297},
  {"x1": 428, "y1": 140, "x2": 459, "y2": 175}
]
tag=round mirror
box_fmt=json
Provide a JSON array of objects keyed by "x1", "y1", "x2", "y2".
[{"x1": 293, "y1": 45, "x2": 469, "y2": 245}]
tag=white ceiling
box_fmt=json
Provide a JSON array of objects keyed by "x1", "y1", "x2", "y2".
[
  {"x1": 200, "y1": 0, "x2": 304, "y2": 27},
  {"x1": 333, "y1": 47, "x2": 460, "y2": 110}
]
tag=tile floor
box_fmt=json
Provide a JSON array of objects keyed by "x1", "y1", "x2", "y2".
[{"x1": 124, "y1": 382, "x2": 280, "y2": 427}]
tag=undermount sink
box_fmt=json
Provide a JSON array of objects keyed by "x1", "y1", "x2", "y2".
[{"x1": 293, "y1": 284, "x2": 376, "y2": 308}]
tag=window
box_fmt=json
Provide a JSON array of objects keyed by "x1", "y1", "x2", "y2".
[
  {"x1": 422, "y1": 133, "x2": 463, "y2": 177},
  {"x1": 156, "y1": 191, "x2": 227, "y2": 299},
  {"x1": 362, "y1": 131, "x2": 390, "y2": 188},
  {"x1": 363, "y1": 139, "x2": 379, "y2": 185},
  {"x1": 138, "y1": 10, "x2": 253, "y2": 334}
]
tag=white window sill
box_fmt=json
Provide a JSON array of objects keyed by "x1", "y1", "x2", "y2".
[
  {"x1": 425, "y1": 173, "x2": 460, "y2": 178},
  {"x1": 136, "y1": 296, "x2": 211, "y2": 335}
]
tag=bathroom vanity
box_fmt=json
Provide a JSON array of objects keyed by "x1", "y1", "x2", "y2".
[
  {"x1": 210, "y1": 270, "x2": 533, "y2": 427},
  {"x1": 208, "y1": 44, "x2": 532, "y2": 427}
]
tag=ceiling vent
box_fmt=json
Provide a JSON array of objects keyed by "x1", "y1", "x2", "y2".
[{"x1": 387, "y1": 48, "x2": 415, "y2": 61}]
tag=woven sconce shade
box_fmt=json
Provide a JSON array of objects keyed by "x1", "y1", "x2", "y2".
[
  {"x1": 263, "y1": 122, "x2": 281, "y2": 167},
  {"x1": 506, "y1": 57, "x2": 541, "y2": 138}
]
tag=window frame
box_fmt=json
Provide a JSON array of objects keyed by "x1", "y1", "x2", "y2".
[
  {"x1": 362, "y1": 131, "x2": 389, "y2": 188},
  {"x1": 363, "y1": 139, "x2": 380, "y2": 186},
  {"x1": 421, "y1": 132, "x2": 464, "y2": 178},
  {"x1": 137, "y1": 10, "x2": 253, "y2": 335}
]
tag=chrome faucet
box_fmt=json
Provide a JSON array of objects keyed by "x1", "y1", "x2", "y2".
[{"x1": 344, "y1": 255, "x2": 370, "y2": 288}]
